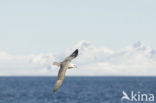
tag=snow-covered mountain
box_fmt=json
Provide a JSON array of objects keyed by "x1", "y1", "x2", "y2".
[{"x1": 0, "y1": 41, "x2": 156, "y2": 76}]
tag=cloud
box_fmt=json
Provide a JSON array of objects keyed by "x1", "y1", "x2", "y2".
[{"x1": 0, "y1": 41, "x2": 156, "y2": 76}]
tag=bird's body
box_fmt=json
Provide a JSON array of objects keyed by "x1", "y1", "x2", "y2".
[{"x1": 53, "y1": 49, "x2": 78, "y2": 92}]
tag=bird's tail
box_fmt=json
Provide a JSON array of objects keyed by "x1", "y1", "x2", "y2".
[{"x1": 53, "y1": 62, "x2": 60, "y2": 67}]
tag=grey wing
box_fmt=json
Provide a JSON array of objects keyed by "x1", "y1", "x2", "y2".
[
  {"x1": 53, "y1": 65, "x2": 67, "y2": 92},
  {"x1": 64, "y1": 49, "x2": 78, "y2": 62}
]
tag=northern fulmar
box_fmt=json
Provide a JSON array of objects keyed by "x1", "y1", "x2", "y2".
[{"x1": 53, "y1": 49, "x2": 78, "y2": 92}]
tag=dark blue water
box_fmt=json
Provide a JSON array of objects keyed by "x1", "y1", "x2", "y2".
[{"x1": 0, "y1": 77, "x2": 156, "y2": 103}]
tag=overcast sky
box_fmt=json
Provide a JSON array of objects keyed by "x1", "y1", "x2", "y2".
[
  {"x1": 0, "y1": 0, "x2": 156, "y2": 76},
  {"x1": 0, "y1": 0, "x2": 156, "y2": 55}
]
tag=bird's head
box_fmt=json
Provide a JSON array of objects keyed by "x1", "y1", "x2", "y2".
[
  {"x1": 68, "y1": 63, "x2": 77, "y2": 69},
  {"x1": 73, "y1": 64, "x2": 77, "y2": 68}
]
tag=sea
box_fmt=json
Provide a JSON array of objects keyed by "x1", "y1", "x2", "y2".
[{"x1": 0, "y1": 77, "x2": 156, "y2": 103}]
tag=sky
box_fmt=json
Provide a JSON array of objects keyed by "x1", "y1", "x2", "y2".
[
  {"x1": 0, "y1": 0, "x2": 156, "y2": 76},
  {"x1": 0, "y1": 0, "x2": 156, "y2": 55}
]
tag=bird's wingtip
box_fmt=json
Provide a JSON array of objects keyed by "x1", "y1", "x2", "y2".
[
  {"x1": 76, "y1": 49, "x2": 78, "y2": 53},
  {"x1": 53, "y1": 89, "x2": 57, "y2": 93}
]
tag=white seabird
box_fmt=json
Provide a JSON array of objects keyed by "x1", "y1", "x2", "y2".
[{"x1": 53, "y1": 49, "x2": 78, "y2": 92}]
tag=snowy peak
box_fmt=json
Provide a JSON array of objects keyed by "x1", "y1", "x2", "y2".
[
  {"x1": 74, "y1": 40, "x2": 93, "y2": 50},
  {"x1": 133, "y1": 41, "x2": 145, "y2": 48},
  {"x1": 124, "y1": 41, "x2": 153, "y2": 53},
  {"x1": 132, "y1": 41, "x2": 151, "y2": 51}
]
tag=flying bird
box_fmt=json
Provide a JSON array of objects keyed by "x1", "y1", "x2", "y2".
[{"x1": 52, "y1": 49, "x2": 78, "y2": 92}]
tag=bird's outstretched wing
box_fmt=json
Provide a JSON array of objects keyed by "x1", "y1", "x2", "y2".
[
  {"x1": 64, "y1": 49, "x2": 78, "y2": 62},
  {"x1": 53, "y1": 65, "x2": 67, "y2": 92}
]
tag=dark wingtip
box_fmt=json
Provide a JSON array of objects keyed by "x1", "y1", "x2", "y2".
[
  {"x1": 75, "y1": 49, "x2": 78, "y2": 53},
  {"x1": 53, "y1": 88, "x2": 57, "y2": 93},
  {"x1": 71, "y1": 49, "x2": 78, "y2": 57},
  {"x1": 75, "y1": 49, "x2": 78, "y2": 55}
]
